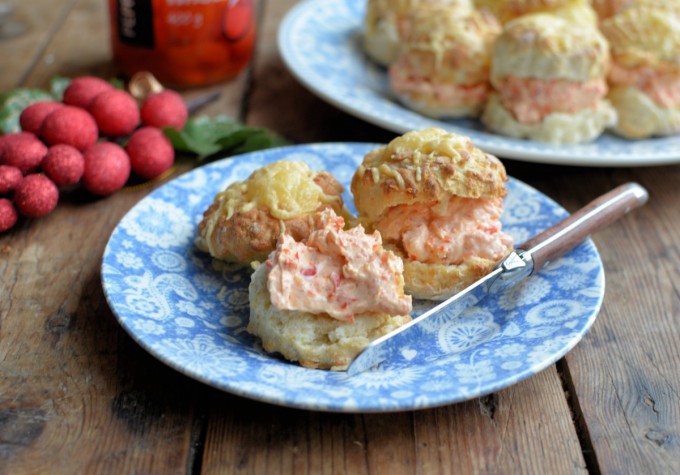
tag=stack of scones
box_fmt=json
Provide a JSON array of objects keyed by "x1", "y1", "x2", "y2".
[{"x1": 364, "y1": 0, "x2": 680, "y2": 142}]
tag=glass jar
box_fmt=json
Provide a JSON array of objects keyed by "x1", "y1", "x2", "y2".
[{"x1": 108, "y1": 0, "x2": 256, "y2": 87}]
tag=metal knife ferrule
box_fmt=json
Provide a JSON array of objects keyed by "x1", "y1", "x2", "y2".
[{"x1": 489, "y1": 250, "x2": 535, "y2": 294}]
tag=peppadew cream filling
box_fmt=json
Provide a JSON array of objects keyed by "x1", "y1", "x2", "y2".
[
  {"x1": 266, "y1": 209, "x2": 412, "y2": 322},
  {"x1": 608, "y1": 64, "x2": 680, "y2": 109},
  {"x1": 376, "y1": 196, "x2": 513, "y2": 265},
  {"x1": 389, "y1": 64, "x2": 491, "y2": 108},
  {"x1": 496, "y1": 76, "x2": 608, "y2": 124}
]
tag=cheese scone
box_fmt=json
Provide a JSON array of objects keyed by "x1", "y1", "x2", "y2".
[
  {"x1": 481, "y1": 13, "x2": 616, "y2": 143},
  {"x1": 600, "y1": 6, "x2": 680, "y2": 138},
  {"x1": 351, "y1": 128, "x2": 513, "y2": 301},
  {"x1": 363, "y1": 0, "x2": 473, "y2": 67},
  {"x1": 247, "y1": 209, "x2": 412, "y2": 371},
  {"x1": 196, "y1": 160, "x2": 348, "y2": 265},
  {"x1": 475, "y1": 0, "x2": 597, "y2": 25},
  {"x1": 388, "y1": 6, "x2": 501, "y2": 118}
]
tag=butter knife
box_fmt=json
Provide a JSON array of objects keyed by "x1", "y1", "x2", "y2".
[{"x1": 346, "y1": 182, "x2": 649, "y2": 376}]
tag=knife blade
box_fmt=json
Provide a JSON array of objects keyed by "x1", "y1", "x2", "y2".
[{"x1": 346, "y1": 182, "x2": 649, "y2": 376}]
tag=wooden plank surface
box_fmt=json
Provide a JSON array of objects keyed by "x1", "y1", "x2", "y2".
[
  {"x1": 0, "y1": 0, "x2": 246, "y2": 473},
  {"x1": 0, "y1": 1, "x2": 76, "y2": 90},
  {"x1": 200, "y1": 368, "x2": 586, "y2": 475},
  {"x1": 563, "y1": 166, "x2": 680, "y2": 474},
  {"x1": 1, "y1": 0, "x2": 679, "y2": 473}
]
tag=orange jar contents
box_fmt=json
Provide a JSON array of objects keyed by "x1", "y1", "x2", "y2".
[{"x1": 108, "y1": 0, "x2": 256, "y2": 87}]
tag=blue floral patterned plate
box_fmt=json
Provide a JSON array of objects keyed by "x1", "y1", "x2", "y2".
[
  {"x1": 278, "y1": 0, "x2": 680, "y2": 167},
  {"x1": 102, "y1": 143, "x2": 604, "y2": 413}
]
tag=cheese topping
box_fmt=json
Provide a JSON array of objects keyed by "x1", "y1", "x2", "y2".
[
  {"x1": 376, "y1": 196, "x2": 513, "y2": 264},
  {"x1": 266, "y1": 209, "x2": 412, "y2": 321},
  {"x1": 356, "y1": 128, "x2": 474, "y2": 186},
  {"x1": 214, "y1": 160, "x2": 341, "y2": 222}
]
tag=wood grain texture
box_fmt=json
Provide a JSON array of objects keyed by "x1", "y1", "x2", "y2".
[
  {"x1": 0, "y1": 0, "x2": 246, "y2": 473},
  {"x1": 563, "y1": 167, "x2": 680, "y2": 474},
  {"x1": 199, "y1": 368, "x2": 586, "y2": 474},
  {"x1": 0, "y1": 1, "x2": 75, "y2": 89},
  {"x1": 2, "y1": 0, "x2": 680, "y2": 473}
]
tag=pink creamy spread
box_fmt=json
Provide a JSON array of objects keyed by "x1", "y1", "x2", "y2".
[
  {"x1": 266, "y1": 209, "x2": 412, "y2": 322},
  {"x1": 376, "y1": 197, "x2": 513, "y2": 265},
  {"x1": 389, "y1": 64, "x2": 490, "y2": 108},
  {"x1": 497, "y1": 76, "x2": 608, "y2": 124},
  {"x1": 609, "y1": 64, "x2": 680, "y2": 109}
]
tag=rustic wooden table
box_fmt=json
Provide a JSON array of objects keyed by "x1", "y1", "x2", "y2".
[{"x1": 1, "y1": 1, "x2": 678, "y2": 473}]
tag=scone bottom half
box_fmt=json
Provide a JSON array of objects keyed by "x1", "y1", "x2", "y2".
[{"x1": 247, "y1": 209, "x2": 413, "y2": 371}]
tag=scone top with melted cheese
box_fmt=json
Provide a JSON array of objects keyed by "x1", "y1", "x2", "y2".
[
  {"x1": 387, "y1": 5, "x2": 501, "y2": 118},
  {"x1": 363, "y1": 0, "x2": 474, "y2": 66},
  {"x1": 491, "y1": 13, "x2": 609, "y2": 85},
  {"x1": 600, "y1": 6, "x2": 680, "y2": 73},
  {"x1": 352, "y1": 128, "x2": 507, "y2": 220},
  {"x1": 196, "y1": 160, "x2": 347, "y2": 265}
]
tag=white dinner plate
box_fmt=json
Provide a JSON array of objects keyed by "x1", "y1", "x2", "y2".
[
  {"x1": 278, "y1": 0, "x2": 680, "y2": 167},
  {"x1": 102, "y1": 143, "x2": 604, "y2": 412}
]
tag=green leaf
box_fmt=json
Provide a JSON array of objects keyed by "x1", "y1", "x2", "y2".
[
  {"x1": 0, "y1": 88, "x2": 56, "y2": 134},
  {"x1": 163, "y1": 115, "x2": 288, "y2": 160}
]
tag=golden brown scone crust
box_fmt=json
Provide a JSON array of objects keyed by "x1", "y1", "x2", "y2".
[
  {"x1": 351, "y1": 128, "x2": 507, "y2": 222},
  {"x1": 247, "y1": 264, "x2": 411, "y2": 371},
  {"x1": 490, "y1": 13, "x2": 610, "y2": 84},
  {"x1": 388, "y1": 6, "x2": 500, "y2": 117},
  {"x1": 599, "y1": 6, "x2": 680, "y2": 71},
  {"x1": 363, "y1": 0, "x2": 474, "y2": 66},
  {"x1": 402, "y1": 256, "x2": 495, "y2": 300},
  {"x1": 196, "y1": 161, "x2": 347, "y2": 265}
]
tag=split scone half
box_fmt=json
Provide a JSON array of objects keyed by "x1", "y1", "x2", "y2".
[
  {"x1": 481, "y1": 12, "x2": 616, "y2": 144},
  {"x1": 196, "y1": 160, "x2": 348, "y2": 265},
  {"x1": 363, "y1": 0, "x2": 474, "y2": 67},
  {"x1": 247, "y1": 209, "x2": 412, "y2": 371},
  {"x1": 350, "y1": 128, "x2": 514, "y2": 301},
  {"x1": 600, "y1": 6, "x2": 680, "y2": 139},
  {"x1": 388, "y1": 5, "x2": 500, "y2": 118}
]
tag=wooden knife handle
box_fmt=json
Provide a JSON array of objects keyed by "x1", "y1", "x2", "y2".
[{"x1": 520, "y1": 182, "x2": 648, "y2": 273}]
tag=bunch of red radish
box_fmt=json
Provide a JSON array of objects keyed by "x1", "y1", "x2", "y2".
[{"x1": 0, "y1": 76, "x2": 188, "y2": 232}]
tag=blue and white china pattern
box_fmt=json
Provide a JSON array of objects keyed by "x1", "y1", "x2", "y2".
[
  {"x1": 278, "y1": 0, "x2": 680, "y2": 166},
  {"x1": 102, "y1": 143, "x2": 604, "y2": 412}
]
